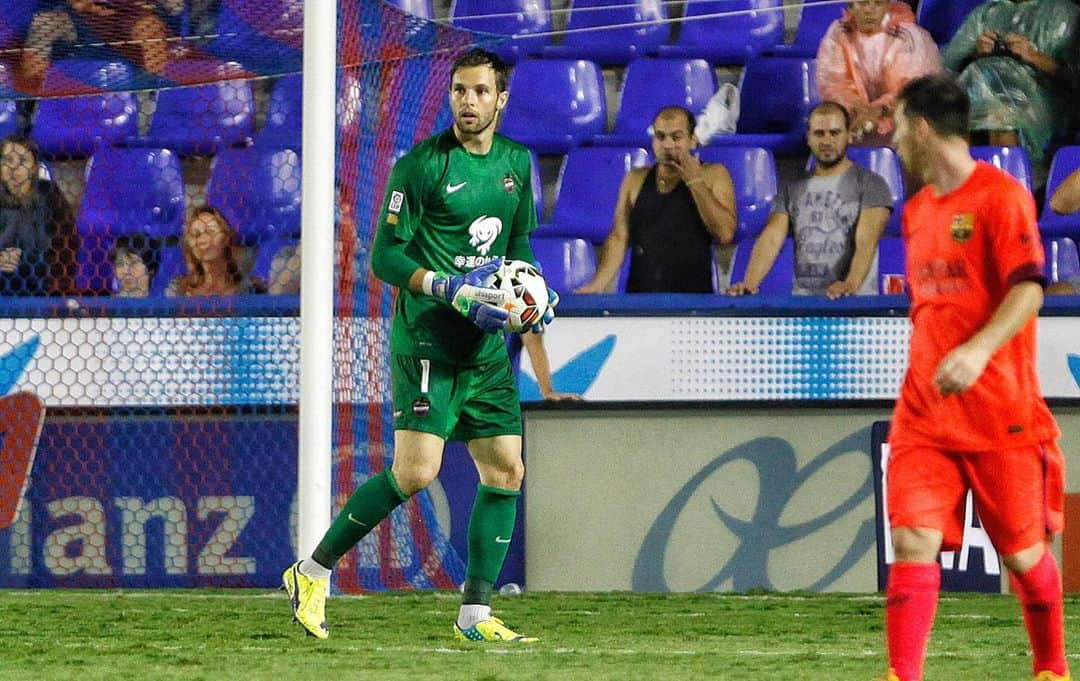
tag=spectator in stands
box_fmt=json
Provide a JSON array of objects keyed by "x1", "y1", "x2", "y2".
[
  {"x1": 19, "y1": 0, "x2": 183, "y2": 91},
  {"x1": 942, "y1": 0, "x2": 1079, "y2": 164},
  {"x1": 0, "y1": 133, "x2": 78, "y2": 296},
  {"x1": 268, "y1": 242, "x2": 301, "y2": 295},
  {"x1": 728, "y1": 101, "x2": 893, "y2": 297},
  {"x1": 109, "y1": 233, "x2": 159, "y2": 297},
  {"x1": 1045, "y1": 168, "x2": 1080, "y2": 294},
  {"x1": 815, "y1": 0, "x2": 940, "y2": 144},
  {"x1": 520, "y1": 332, "x2": 582, "y2": 402},
  {"x1": 575, "y1": 106, "x2": 737, "y2": 294},
  {"x1": 167, "y1": 206, "x2": 267, "y2": 296}
]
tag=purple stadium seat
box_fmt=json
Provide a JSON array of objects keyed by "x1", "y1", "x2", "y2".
[
  {"x1": 539, "y1": 146, "x2": 650, "y2": 243},
  {"x1": 209, "y1": 0, "x2": 302, "y2": 71},
  {"x1": 971, "y1": 145, "x2": 1032, "y2": 192},
  {"x1": 1043, "y1": 237, "x2": 1079, "y2": 284},
  {"x1": 657, "y1": 0, "x2": 784, "y2": 65},
  {"x1": 207, "y1": 147, "x2": 302, "y2": 244},
  {"x1": 542, "y1": 0, "x2": 669, "y2": 66},
  {"x1": 252, "y1": 236, "x2": 299, "y2": 283},
  {"x1": 593, "y1": 58, "x2": 716, "y2": 148},
  {"x1": 916, "y1": 0, "x2": 982, "y2": 45},
  {"x1": 729, "y1": 236, "x2": 793, "y2": 294},
  {"x1": 450, "y1": 0, "x2": 551, "y2": 64},
  {"x1": 531, "y1": 236, "x2": 597, "y2": 291},
  {"x1": 499, "y1": 59, "x2": 606, "y2": 154},
  {"x1": 768, "y1": 1, "x2": 844, "y2": 57},
  {"x1": 1041, "y1": 146, "x2": 1080, "y2": 238},
  {"x1": 0, "y1": 0, "x2": 37, "y2": 49},
  {"x1": 257, "y1": 74, "x2": 302, "y2": 149},
  {"x1": 151, "y1": 245, "x2": 185, "y2": 296},
  {"x1": 705, "y1": 56, "x2": 817, "y2": 156},
  {"x1": 33, "y1": 61, "x2": 138, "y2": 157},
  {"x1": 876, "y1": 236, "x2": 906, "y2": 294},
  {"x1": 385, "y1": 0, "x2": 434, "y2": 19},
  {"x1": 76, "y1": 148, "x2": 185, "y2": 292},
  {"x1": 697, "y1": 146, "x2": 778, "y2": 240},
  {"x1": 144, "y1": 61, "x2": 255, "y2": 155}
]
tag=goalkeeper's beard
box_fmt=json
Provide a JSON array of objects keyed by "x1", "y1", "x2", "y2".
[{"x1": 454, "y1": 108, "x2": 498, "y2": 138}]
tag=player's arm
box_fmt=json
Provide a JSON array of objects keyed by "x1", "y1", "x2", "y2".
[
  {"x1": 728, "y1": 212, "x2": 788, "y2": 295},
  {"x1": 1049, "y1": 168, "x2": 1080, "y2": 215},
  {"x1": 575, "y1": 170, "x2": 640, "y2": 293},
  {"x1": 826, "y1": 206, "x2": 890, "y2": 299}
]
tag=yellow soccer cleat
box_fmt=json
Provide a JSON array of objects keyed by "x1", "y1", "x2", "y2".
[
  {"x1": 281, "y1": 561, "x2": 329, "y2": 639},
  {"x1": 872, "y1": 672, "x2": 900, "y2": 681},
  {"x1": 1034, "y1": 672, "x2": 1071, "y2": 681},
  {"x1": 453, "y1": 616, "x2": 538, "y2": 643}
]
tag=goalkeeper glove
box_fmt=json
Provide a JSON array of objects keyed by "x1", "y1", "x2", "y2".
[
  {"x1": 423, "y1": 258, "x2": 509, "y2": 334},
  {"x1": 526, "y1": 261, "x2": 559, "y2": 334}
]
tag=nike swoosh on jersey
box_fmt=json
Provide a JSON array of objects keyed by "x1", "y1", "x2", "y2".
[{"x1": 446, "y1": 182, "x2": 467, "y2": 194}]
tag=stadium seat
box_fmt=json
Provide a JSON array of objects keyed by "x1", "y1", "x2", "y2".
[
  {"x1": 207, "y1": 147, "x2": 302, "y2": 244},
  {"x1": 151, "y1": 244, "x2": 185, "y2": 296},
  {"x1": 143, "y1": 62, "x2": 255, "y2": 155},
  {"x1": 77, "y1": 148, "x2": 185, "y2": 292},
  {"x1": 916, "y1": 0, "x2": 982, "y2": 46},
  {"x1": 530, "y1": 236, "x2": 597, "y2": 291},
  {"x1": 768, "y1": 1, "x2": 844, "y2": 57},
  {"x1": 385, "y1": 0, "x2": 434, "y2": 19},
  {"x1": 542, "y1": 0, "x2": 669, "y2": 66},
  {"x1": 876, "y1": 236, "x2": 906, "y2": 294},
  {"x1": 697, "y1": 146, "x2": 778, "y2": 240},
  {"x1": 0, "y1": 100, "x2": 16, "y2": 139},
  {"x1": 1043, "y1": 237, "x2": 1079, "y2": 285},
  {"x1": 971, "y1": 145, "x2": 1032, "y2": 192},
  {"x1": 33, "y1": 61, "x2": 139, "y2": 157},
  {"x1": 0, "y1": 0, "x2": 38, "y2": 49},
  {"x1": 704, "y1": 56, "x2": 817, "y2": 156},
  {"x1": 593, "y1": 58, "x2": 716, "y2": 148},
  {"x1": 656, "y1": 0, "x2": 784, "y2": 65},
  {"x1": 450, "y1": 0, "x2": 551, "y2": 63},
  {"x1": 256, "y1": 74, "x2": 301, "y2": 149},
  {"x1": 729, "y1": 236, "x2": 794, "y2": 294},
  {"x1": 209, "y1": 0, "x2": 303, "y2": 72},
  {"x1": 1041, "y1": 146, "x2": 1080, "y2": 238},
  {"x1": 252, "y1": 236, "x2": 299, "y2": 283},
  {"x1": 539, "y1": 146, "x2": 650, "y2": 243},
  {"x1": 499, "y1": 59, "x2": 606, "y2": 154}
]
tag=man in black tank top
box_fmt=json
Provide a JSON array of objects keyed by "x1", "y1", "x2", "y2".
[{"x1": 575, "y1": 106, "x2": 737, "y2": 293}]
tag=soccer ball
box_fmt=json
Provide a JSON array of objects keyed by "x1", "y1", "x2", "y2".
[{"x1": 485, "y1": 259, "x2": 549, "y2": 333}]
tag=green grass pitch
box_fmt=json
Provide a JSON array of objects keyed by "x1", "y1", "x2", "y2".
[{"x1": 1, "y1": 590, "x2": 1076, "y2": 680}]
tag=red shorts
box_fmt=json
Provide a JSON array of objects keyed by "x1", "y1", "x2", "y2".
[{"x1": 886, "y1": 441, "x2": 1064, "y2": 555}]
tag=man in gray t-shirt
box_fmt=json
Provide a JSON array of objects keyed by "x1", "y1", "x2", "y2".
[{"x1": 728, "y1": 101, "x2": 894, "y2": 297}]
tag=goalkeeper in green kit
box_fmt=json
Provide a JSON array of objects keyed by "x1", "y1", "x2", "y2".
[{"x1": 282, "y1": 48, "x2": 557, "y2": 642}]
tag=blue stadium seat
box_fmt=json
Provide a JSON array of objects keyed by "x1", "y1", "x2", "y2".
[
  {"x1": 0, "y1": 100, "x2": 16, "y2": 139},
  {"x1": 450, "y1": 0, "x2": 551, "y2": 63},
  {"x1": 530, "y1": 236, "x2": 597, "y2": 291},
  {"x1": 385, "y1": 0, "x2": 434, "y2": 19},
  {"x1": 1043, "y1": 237, "x2": 1079, "y2": 285},
  {"x1": 1041, "y1": 146, "x2": 1080, "y2": 238},
  {"x1": 844, "y1": 146, "x2": 905, "y2": 236},
  {"x1": 209, "y1": 0, "x2": 302, "y2": 72},
  {"x1": 33, "y1": 61, "x2": 138, "y2": 157},
  {"x1": 876, "y1": 236, "x2": 906, "y2": 294},
  {"x1": 0, "y1": 0, "x2": 38, "y2": 49},
  {"x1": 697, "y1": 146, "x2": 778, "y2": 240},
  {"x1": 207, "y1": 147, "x2": 302, "y2": 245},
  {"x1": 499, "y1": 59, "x2": 606, "y2": 154},
  {"x1": 77, "y1": 148, "x2": 185, "y2": 292},
  {"x1": 916, "y1": 0, "x2": 982, "y2": 46},
  {"x1": 539, "y1": 146, "x2": 650, "y2": 242},
  {"x1": 252, "y1": 236, "x2": 299, "y2": 283},
  {"x1": 657, "y1": 0, "x2": 784, "y2": 65},
  {"x1": 150, "y1": 244, "x2": 185, "y2": 296},
  {"x1": 542, "y1": 0, "x2": 669, "y2": 66},
  {"x1": 729, "y1": 236, "x2": 793, "y2": 294},
  {"x1": 971, "y1": 145, "x2": 1032, "y2": 192},
  {"x1": 704, "y1": 56, "x2": 817, "y2": 156},
  {"x1": 144, "y1": 62, "x2": 255, "y2": 155},
  {"x1": 593, "y1": 58, "x2": 716, "y2": 148},
  {"x1": 257, "y1": 74, "x2": 301, "y2": 149},
  {"x1": 768, "y1": 1, "x2": 844, "y2": 57}
]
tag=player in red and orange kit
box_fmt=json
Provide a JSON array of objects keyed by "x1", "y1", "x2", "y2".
[{"x1": 879, "y1": 73, "x2": 1068, "y2": 681}]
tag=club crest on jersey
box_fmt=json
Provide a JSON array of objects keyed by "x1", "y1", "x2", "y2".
[
  {"x1": 503, "y1": 173, "x2": 515, "y2": 193},
  {"x1": 950, "y1": 213, "x2": 974, "y2": 243},
  {"x1": 468, "y1": 215, "x2": 503, "y2": 255}
]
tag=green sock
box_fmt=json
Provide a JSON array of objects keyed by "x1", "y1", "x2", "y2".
[
  {"x1": 311, "y1": 469, "x2": 409, "y2": 568},
  {"x1": 463, "y1": 484, "x2": 520, "y2": 604}
]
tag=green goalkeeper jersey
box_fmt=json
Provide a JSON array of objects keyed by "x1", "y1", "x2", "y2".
[{"x1": 372, "y1": 129, "x2": 538, "y2": 364}]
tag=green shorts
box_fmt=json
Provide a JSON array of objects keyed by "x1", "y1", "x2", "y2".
[{"x1": 391, "y1": 353, "x2": 522, "y2": 441}]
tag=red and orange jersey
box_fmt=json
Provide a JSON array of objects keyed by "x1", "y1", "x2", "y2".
[{"x1": 891, "y1": 161, "x2": 1059, "y2": 451}]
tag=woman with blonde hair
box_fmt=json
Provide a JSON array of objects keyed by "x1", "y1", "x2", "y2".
[{"x1": 166, "y1": 206, "x2": 266, "y2": 297}]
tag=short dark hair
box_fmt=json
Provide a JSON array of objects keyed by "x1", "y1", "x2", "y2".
[
  {"x1": 810, "y1": 101, "x2": 851, "y2": 130},
  {"x1": 450, "y1": 48, "x2": 510, "y2": 93},
  {"x1": 110, "y1": 234, "x2": 161, "y2": 279},
  {"x1": 653, "y1": 105, "x2": 697, "y2": 135},
  {"x1": 898, "y1": 74, "x2": 969, "y2": 139}
]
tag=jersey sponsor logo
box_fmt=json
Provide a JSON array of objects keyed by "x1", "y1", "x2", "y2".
[
  {"x1": 388, "y1": 190, "x2": 404, "y2": 213},
  {"x1": 950, "y1": 213, "x2": 974, "y2": 243},
  {"x1": 468, "y1": 215, "x2": 503, "y2": 255},
  {"x1": 446, "y1": 181, "x2": 467, "y2": 194},
  {"x1": 503, "y1": 173, "x2": 515, "y2": 193},
  {"x1": 454, "y1": 255, "x2": 497, "y2": 269}
]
